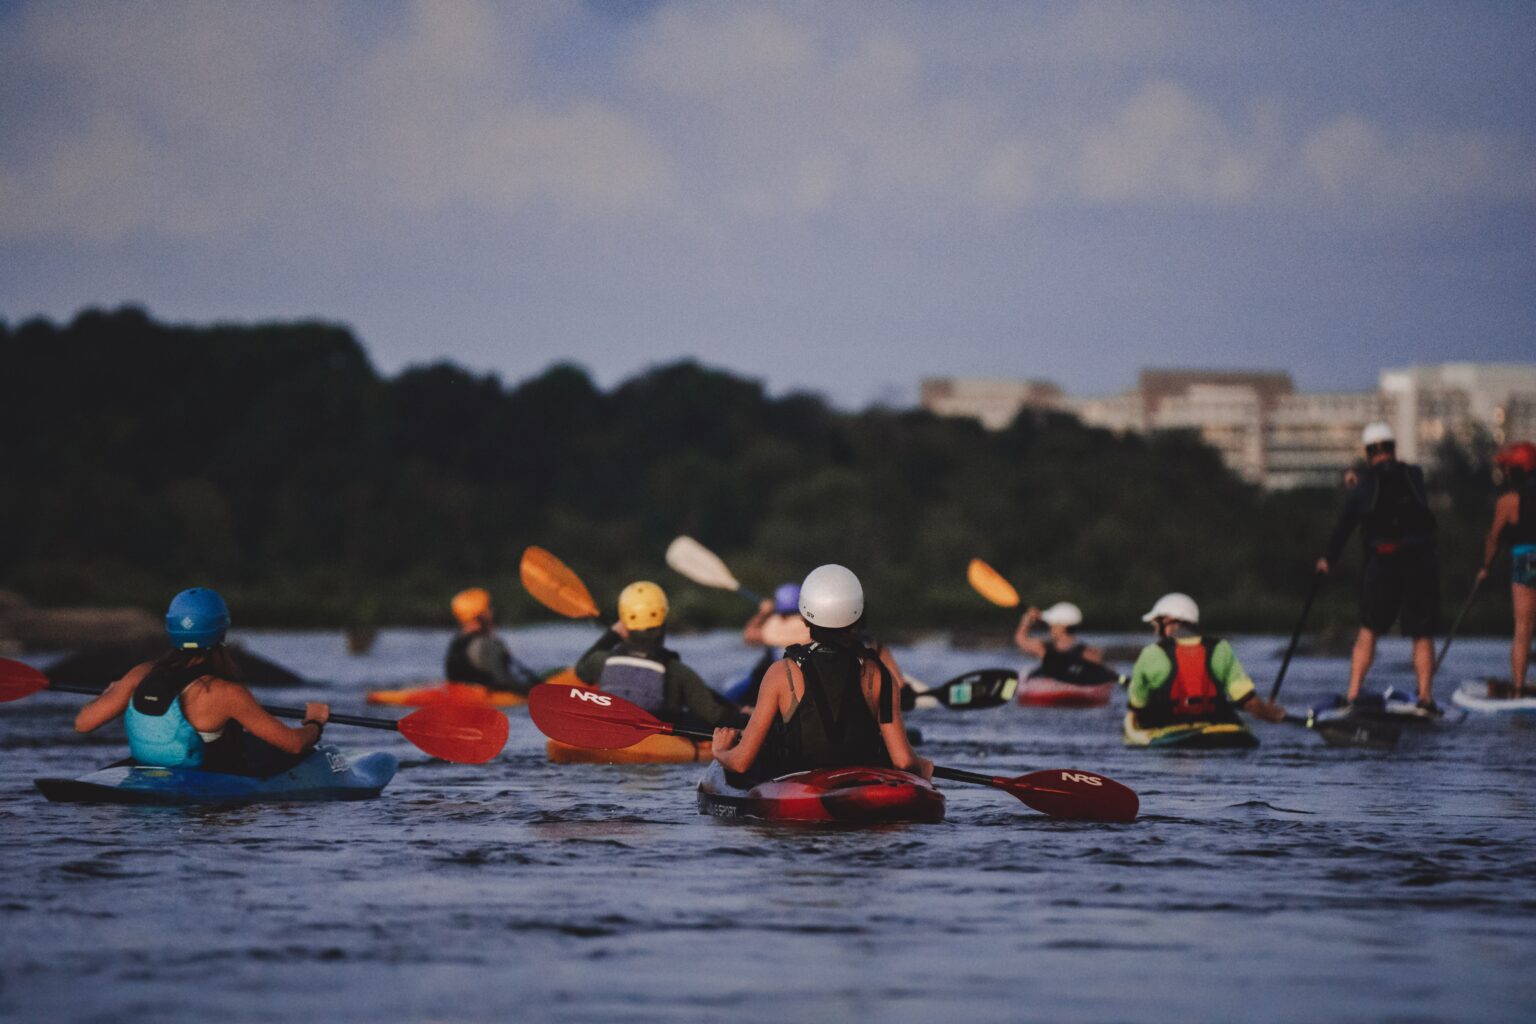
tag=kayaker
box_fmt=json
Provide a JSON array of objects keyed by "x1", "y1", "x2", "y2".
[
  {"x1": 1475, "y1": 441, "x2": 1536, "y2": 696},
  {"x1": 1127, "y1": 593, "x2": 1285, "y2": 729},
  {"x1": 445, "y1": 587, "x2": 539, "y2": 694},
  {"x1": 737, "y1": 582, "x2": 811, "y2": 706},
  {"x1": 576, "y1": 581, "x2": 744, "y2": 730},
  {"x1": 73, "y1": 588, "x2": 330, "y2": 775},
  {"x1": 712, "y1": 564, "x2": 932, "y2": 782},
  {"x1": 1014, "y1": 602, "x2": 1105, "y2": 677},
  {"x1": 1315, "y1": 422, "x2": 1442, "y2": 711}
]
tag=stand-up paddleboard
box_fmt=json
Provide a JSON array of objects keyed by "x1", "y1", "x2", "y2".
[{"x1": 1452, "y1": 679, "x2": 1536, "y2": 715}]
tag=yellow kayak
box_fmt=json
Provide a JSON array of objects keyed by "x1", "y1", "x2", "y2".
[
  {"x1": 546, "y1": 734, "x2": 713, "y2": 765},
  {"x1": 1122, "y1": 712, "x2": 1258, "y2": 749}
]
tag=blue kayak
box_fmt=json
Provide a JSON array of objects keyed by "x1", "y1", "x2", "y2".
[{"x1": 34, "y1": 745, "x2": 399, "y2": 806}]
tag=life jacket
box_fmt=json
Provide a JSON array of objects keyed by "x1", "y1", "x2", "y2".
[
  {"x1": 1360, "y1": 461, "x2": 1435, "y2": 553},
  {"x1": 1137, "y1": 638, "x2": 1232, "y2": 726},
  {"x1": 598, "y1": 654, "x2": 669, "y2": 715},
  {"x1": 124, "y1": 661, "x2": 212, "y2": 767},
  {"x1": 444, "y1": 628, "x2": 506, "y2": 686},
  {"x1": 763, "y1": 642, "x2": 893, "y2": 775}
]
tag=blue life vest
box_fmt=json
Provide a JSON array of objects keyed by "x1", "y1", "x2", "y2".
[
  {"x1": 126, "y1": 672, "x2": 207, "y2": 767},
  {"x1": 599, "y1": 655, "x2": 667, "y2": 715}
]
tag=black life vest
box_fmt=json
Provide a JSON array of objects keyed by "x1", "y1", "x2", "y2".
[
  {"x1": 444, "y1": 629, "x2": 505, "y2": 686},
  {"x1": 1031, "y1": 642, "x2": 1119, "y2": 686},
  {"x1": 1138, "y1": 638, "x2": 1237, "y2": 726},
  {"x1": 764, "y1": 642, "x2": 894, "y2": 774},
  {"x1": 1361, "y1": 461, "x2": 1435, "y2": 552}
]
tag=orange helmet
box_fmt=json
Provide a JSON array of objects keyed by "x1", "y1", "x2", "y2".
[
  {"x1": 451, "y1": 587, "x2": 492, "y2": 624},
  {"x1": 1494, "y1": 441, "x2": 1536, "y2": 474}
]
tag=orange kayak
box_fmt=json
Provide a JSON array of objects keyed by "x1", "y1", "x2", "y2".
[
  {"x1": 546, "y1": 733, "x2": 713, "y2": 765},
  {"x1": 366, "y1": 682, "x2": 527, "y2": 708}
]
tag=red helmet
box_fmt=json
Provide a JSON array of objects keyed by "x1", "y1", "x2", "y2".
[{"x1": 1495, "y1": 441, "x2": 1536, "y2": 473}]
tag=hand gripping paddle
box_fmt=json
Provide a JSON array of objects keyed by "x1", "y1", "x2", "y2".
[
  {"x1": 529, "y1": 682, "x2": 1138, "y2": 822},
  {"x1": 0, "y1": 658, "x2": 509, "y2": 764}
]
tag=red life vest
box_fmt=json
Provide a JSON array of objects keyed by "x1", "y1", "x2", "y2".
[{"x1": 1161, "y1": 638, "x2": 1220, "y2": 718}]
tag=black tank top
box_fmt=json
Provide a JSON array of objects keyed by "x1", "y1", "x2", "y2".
[
  {"x1": 761, "y1": 644, "x2": 893, "y2": 776},
  {"x1": 1361, "y1": 461, "x2": 1435, "y2": 548},
  {"x1": 1507, "y1": 477, "x2": 1536, "y2": 547}
]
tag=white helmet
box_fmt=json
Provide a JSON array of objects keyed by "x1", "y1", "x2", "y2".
[
  {"x1": 1361, "y1": 422, "x2": 1395, "y2": 447},
  {"x1": 799, "y1": 564, "x2": 864, "y2": 629},
  {"x1": 1040, "y1": 602, "x2": 1083, "y2": 627},
  {"x1": 1141, "y1": 592, "x2": 1199, "y2": 625}
]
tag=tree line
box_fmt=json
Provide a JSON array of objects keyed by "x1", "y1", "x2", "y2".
[{"x1": 0, "y1": 306, "x2": 1507, "y2": 636}]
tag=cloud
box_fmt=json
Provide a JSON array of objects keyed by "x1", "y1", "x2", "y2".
[{"x1": 1303, "y1": 115, "x2": 1536, "y2": 203}]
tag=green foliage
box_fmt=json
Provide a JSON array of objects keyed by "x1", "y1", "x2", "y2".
[{"x1": 0, "y1": 307, "x2": 1514, "y2": 633}]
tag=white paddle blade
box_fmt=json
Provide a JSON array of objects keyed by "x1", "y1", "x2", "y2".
[{"x1": 665, "y1": 536, "x2": 742, "y2": 591}]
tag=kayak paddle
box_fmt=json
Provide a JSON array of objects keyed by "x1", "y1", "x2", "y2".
[
  {"x1": 966, "y1": 558, "x2": 1021, "y2": 608},
  {"x1": 528, "y1": 682, "x2": 1138, "y2": 823},
  {"x1": 520, "y1": 545, "x2": 603, "y2": 621},
  {"x1": 0, "y1": 657, "x2": 509, "y2": 764},
  {"x1": 664, "y1": 535, "x2": 763, "y2": 605},
  {"x1": 906, "y1": 668, "x2": 1019, "y2": 710}
]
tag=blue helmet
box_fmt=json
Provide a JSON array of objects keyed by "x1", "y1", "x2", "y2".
[
  {"x1": 773, "y1": 582, "x2": 802, "y2": 616},
  {"x1": 165, "y1": 588, "x2": 230, "y2": 650}
]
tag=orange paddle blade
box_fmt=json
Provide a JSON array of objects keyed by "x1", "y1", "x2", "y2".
[
  {"x1": 0, "y1": 658, "x2": 51, "y2": 702},
  {"x1": 967, "y1": 558, "x2": 1020, "y2": 608},
  {"x1": 520, "y1": 546, "x2": 601, "y2": 619},
  {"x1": 396, "y1": 703, "x2": 510, "y2": 764}
]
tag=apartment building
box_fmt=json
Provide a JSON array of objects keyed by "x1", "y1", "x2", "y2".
[{"x1": 920, "y1": 361, "x2": 1535, "y2": 489}]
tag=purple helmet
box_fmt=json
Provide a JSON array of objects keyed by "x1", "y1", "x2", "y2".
[{"x1": 773, "y1": 582, "x2": 802, "y2": 616}]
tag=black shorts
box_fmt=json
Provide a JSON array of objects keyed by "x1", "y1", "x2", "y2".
[{"x1": 1359, "y1": 547, "x2": 1439, "y2": 637}]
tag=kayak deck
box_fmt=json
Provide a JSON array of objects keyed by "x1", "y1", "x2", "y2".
[
  {"x1": 1123, "y1": 713, "x2": 1258, "y2": 750},
  {"x1": 697, "y1": 762, "x2": 945, "y2": 824},
  {"x1": 547, "y1": 734, "x2": 713, "y2": 765},
  {"x1": 35, "y1": 746, "x2": 399, "y2": 806}
]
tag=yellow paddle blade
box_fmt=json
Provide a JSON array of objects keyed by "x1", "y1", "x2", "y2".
[
  {"x1": 520, "y1": 546, "x2": 601, "y2": 619},
  {"x1": 967, "y1": 558, "x2": 1020, "y2": 608}
]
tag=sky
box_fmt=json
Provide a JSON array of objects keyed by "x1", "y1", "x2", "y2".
[{"x1": 1, "y1": 0, "x2": 1532, "y2": 407}]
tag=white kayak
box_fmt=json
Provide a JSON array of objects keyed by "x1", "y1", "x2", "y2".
[{"x1": 1451, "y1": 679, "x2": 1536, "y2": 715}]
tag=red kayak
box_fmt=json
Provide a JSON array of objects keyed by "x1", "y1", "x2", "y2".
[
  {"x1": 697, "y1": 762, "x2": 945, "y2": 824},
  {"x1": 1016, "y1": 675, "x2": 1114, "y2": 707}
]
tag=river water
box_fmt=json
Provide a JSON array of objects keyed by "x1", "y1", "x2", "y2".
[{"x1": 1, "y1": 625, "x2": 1533, "y2": 1023}]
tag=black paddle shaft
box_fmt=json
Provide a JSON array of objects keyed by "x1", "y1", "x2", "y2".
[
  {"x1": 1269, "y1": 572, "x2": 1325, "y2": 703},
  {"x1": 931, "y1": 766, "x2": 998, "y2": 787},
  {"x1": 43, "y1": 681, "x2": 400, "y2": 733},
  {"x1": 1434, "y1": 576, "x2": 1484, "y2": 675}
]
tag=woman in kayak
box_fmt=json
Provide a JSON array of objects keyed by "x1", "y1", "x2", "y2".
[
  {"x1": 712, "y1": 564, "x2": 931, "y2": 782},
  {"x1": 1476, "y1": 441, "x2": 1536, "y2": 696},
  {"x1": 1015, "y1": 602, "x2": 1105, "y2": 677},
  {"x1": 576, "y1": 581, "x2": 744, "y2": 731},
  {"x1": 73, "y1": 588, "x2": 330, "y2": 775}
]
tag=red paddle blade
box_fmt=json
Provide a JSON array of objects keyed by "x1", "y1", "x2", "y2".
[
  {"x1": 528, "y1": 681, "x2": 668, "y2": 749},
  {"x1": 0, "y1": 658, "x2": 51, "y2": 702},
  {"x1": 1007, "y1": 768, "x2": 1139, "y2": 823},
  {"x1": 396, "y1": 703, "x2": 509, "y2": 764}
]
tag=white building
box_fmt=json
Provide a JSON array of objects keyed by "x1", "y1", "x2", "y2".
[
  {"x1": 1379, "y1": 363, "x2": 1536, "y2": 462},
  {"x1": 918, "y1": 377, "x2": 1064, "y2": 430}
]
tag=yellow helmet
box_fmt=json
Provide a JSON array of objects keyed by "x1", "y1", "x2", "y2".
[
  {"x1": 618, "y1": 581, "x2": 669, "y2": 630},
  {"x1": 451, "y1": 587, "x2": 492, "y2": 624}
]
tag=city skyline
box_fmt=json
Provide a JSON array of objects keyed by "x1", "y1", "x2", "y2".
[{"x1": 2, "y1": 2, "x2": 1533, "y2": 408}]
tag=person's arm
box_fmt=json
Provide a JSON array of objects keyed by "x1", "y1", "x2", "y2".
[
  {"x1": 217, "y1": 683, "x2": 330, "y2": 754},
  {"x1": 741, "y1": 599, "x2": 774, "y2": 645},
  {"x1": 1081, "y1": 644, "x2": 1104, "y2": 664},
  {"x1": 1013, "y1": 609, "x2": 1046, "y2": 658},
  {"x1": 713, "y1": 662, "x2": 788, "y2": 773},
  {"x1": 574, "y1": 626, "x2": 624, "y2": 684},
  {"x1": 865, "y1": 659, "x2": 930, "y2": 778},
  {"x1": 74, "y1": 662, "x2": 151, "y2": 733},
  {"x1": 672, "y1": 662, "x2": 747, "y2": 727},
  {"x1": 1479, "y1": 494, "x2": 1517, "y2": 582},
  {"x1": 466, "y1": 635, "x2": 515, "y2": 687},
  {"x1": 1214, "y1": 642, "x2": 1284, "y2": 723},
  {"x1": 1125, "y1": 645, "x2": 1168, "y2": 709}
]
